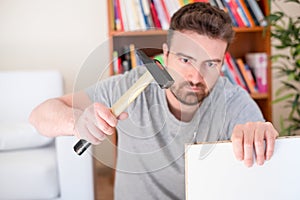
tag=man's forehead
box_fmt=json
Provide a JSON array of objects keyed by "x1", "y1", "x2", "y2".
[
  {"x1": 169, "y1": 32, "x2": 212, "y2": 61},
  {"x1": 169, "y1": 31, "x2": 226, "y2": 61}
]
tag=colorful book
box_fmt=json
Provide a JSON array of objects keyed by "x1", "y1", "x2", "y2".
[
  {"x1": 234, "y1": 0, "x2": 251, "y2": 27},
  {"x1": 133, "y1": 0, "x2": 147, "y2": 30},
  {"x1": 223, "y1": 0, "x2": 246, "y2": 27},
  {"x1": 245, "y1": 52, "x2": 268, "y2": 93},
  {"x1": 149, "y1": 0, "x2": 162, "y2": 28},
  {"x1": 237, "y1": 0, "x2": 256, "y2": 27},
  {"x1": 225, "y1": 52, "x2": 247, "y2": 90},
  {"x1": 129, "y1": 44, "x2": 137, "y2": 69},
  {"x1": 119, "y1": 0, "x2": 129, "y2": 31},
  {"x1": 236, "y1": 58, "x2": 257, "y2": 93},
  {"x1": 245, "y1": 0, "x2": 267, "y2": 26},
  {"x1": 222, "y1": 62, "x2": 237, "y2": 85},
  {"x1": 140, "y1": 0, "x2": 154, "y2": 29},
  {"x1": 152, "y1": 0, "x2": 169, "y2": 29}
]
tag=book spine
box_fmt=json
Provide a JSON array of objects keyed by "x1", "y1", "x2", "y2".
[
  {"x1": 130, "y1": 44, "x2": 137, "y2": 69},
  {"x1": 225, "y1": 0, "x2": 246, "y2": 27},
  {"x1": 221, "y1": 0, "x2": 238, "y2": 26},
  {"x1": 119, "y1": 0, "x2": 129, "y2": 31},
  {"x1": 113, "y1": 51, "x2": 119, "y2": 74},
  {"x1": 152, "y1": 0, "x2": 169, "y2": 29},
  {"x1": 149, "y1": 0, "x2": 162, "y2": 28},
  {"x1": 235, "y1": 0, "x2": 250, "y2": 27},
  {"x1": 236, "y1": 58, "x2": 256, "y2": 93},
  {"x1": 245, "y1": 0, "x2": 267, "y2": 26},
  {"x1": 237, "y1": 0, "x2": 256, "y2": 27},
  {"x1": 160, "y1": 0, "x2": 171, "y2": 22},
  {"x1": 222, "y1": 62, "x2": 237, "y2": 85},
  {"x1": 245, "y1": 52, "x2": 268, "y2": 93},
  {"x1": 140, "y1": 0, "x2": 151, "y2": 29},
  {"x1": 225, "y1": 52, "x2": 247, "y2": 90},
  {"x1": 135, "y1": 0, "x2": 147, "y2": 30}
]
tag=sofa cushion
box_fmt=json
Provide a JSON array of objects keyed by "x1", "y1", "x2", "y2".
[
  {"x1": 0, "y1": 122, "x2": 53, "y2": 151},
  {"x1": 0, "y1": 145, "x2": 59, "y2": 199}
]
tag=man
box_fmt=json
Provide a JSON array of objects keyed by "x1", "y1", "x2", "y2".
[{"x1": 30, "y1": 2, "x2": 278, "y2": 200}]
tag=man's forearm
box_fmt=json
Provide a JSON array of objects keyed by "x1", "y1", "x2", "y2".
[{"x1": 29, "y1": 98, "x2": 79, "y2": 137}]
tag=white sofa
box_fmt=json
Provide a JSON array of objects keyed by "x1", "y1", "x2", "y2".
[{"x1": 0, "y1": 70, "x2": 94, "y2": 200}]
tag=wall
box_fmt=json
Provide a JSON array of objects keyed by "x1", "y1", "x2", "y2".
[
  {"x1": 0, "y1": 0, "x2": 109, "y2": 93},
  {"x1": 271, "y1": 1, "x2": 299, "y2": 134}
]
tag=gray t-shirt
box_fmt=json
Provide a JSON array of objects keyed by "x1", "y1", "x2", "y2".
[{"x1": 86, "y1": 67, "x2": 264, "y2": 200}]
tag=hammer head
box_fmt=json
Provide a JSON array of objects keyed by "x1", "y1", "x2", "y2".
[{"x1": 135, "y1": 49, "x2": 174, "y2": 89}]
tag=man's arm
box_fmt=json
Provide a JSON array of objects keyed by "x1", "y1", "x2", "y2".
[
  {"x1": 29, "y1": 91, "x2": 128, "y2": 144},
  {"x1": 29, "y1": 91, "x2": 89, "y2": 138}
]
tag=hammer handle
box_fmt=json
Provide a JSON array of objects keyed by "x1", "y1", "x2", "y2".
[{"x1": 74, "y1": 70, "x2": 154, "y2": 155}]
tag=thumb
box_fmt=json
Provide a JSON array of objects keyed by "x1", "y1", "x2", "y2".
[{"x1": 117, "y1": 112, "x2": 128, "y2": 120}]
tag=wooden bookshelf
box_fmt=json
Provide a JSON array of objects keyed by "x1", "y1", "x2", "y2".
[{"x1": 106, "y1": 0, "x2": 272, "y2": 122}]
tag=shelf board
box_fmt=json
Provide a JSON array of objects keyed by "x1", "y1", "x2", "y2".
[
  {"x1": 233, "y1": 26, "x2": 266, "y2": 33},
  {"x1": 250, "y1": 93, "x2": 269, "y2": 99},
  {"x1": 110, "y1": 29, "x2": 167, "y2": 37},
  {"x1": 109, "y1": 27, "x2": 266, "y2": 37}
]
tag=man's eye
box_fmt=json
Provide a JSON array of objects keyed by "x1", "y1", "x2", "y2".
[
  {"x1": 206, "y1": 62, "x2": 217, "y2": 68},
  {"x1": 179, "y1": 57, "x2": 190, "y2": 64}
]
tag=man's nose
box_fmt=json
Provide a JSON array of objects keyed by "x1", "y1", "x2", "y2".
[{"x1": 186, "y1": 67, "x2": 203, "y2": 84}]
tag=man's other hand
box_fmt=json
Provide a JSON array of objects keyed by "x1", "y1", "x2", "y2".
[{"x1": 231, "y1": 122, "x2": 279, "y2": 167}]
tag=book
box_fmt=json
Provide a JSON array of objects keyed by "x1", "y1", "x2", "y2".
[
  {"x1": 121, "y1": 45, "x2": 132, "y2": 72},
  {"x1": 236, "y1": 58, "x2": 257, "y2": 93},
  {"x1": 234, "y1": 0, "x2": 251, "y2": 27},
  {"x1": 164, "y1": 0, "x2": 180, "y2": 18},
  {"x1": 129, "y1": 44, "x2": 137, "y2": 69},
  {"x1": 223, "y1": 0, "x2": 246, "y2": 27},
  {"x1": 113, "y1": 51, "x2": 119, "y2": 74},
  {"x1": 225, "y1": 52, "x2": 247, "y2": 90},
  {"x1": 125, "y1": 0, "x2": 140, "y2": 30},
  {"x1": 149, "y1": 0, "x2": 162, "y2": 28},
  {"x1": 160, "y1": 0, "x2": 171, "y2": 22},
  {"x1": 222, "y1": 62, "x2": 237, "y2": 85},
  {"x1": 140, "y1": 0, "x2": 154, "y2": 29},
  {"x1": 133, "y1": 0, "x2": 147, "y2": 30},
  {"x1": 119, "y1": 0, "x2": 129, "y2": 31},
  {"x1": 245, "y1": 0, "x2": 267, "y2": 26},
  {"x1": 152, "y1": 0, "x2": 169, "y2": 29},
  {"x1": 245, "y1": 52, "x2": 268, "y2": 93},
  {"x1": 237, "y1": 0, "x2": 256, "y2": 27}
]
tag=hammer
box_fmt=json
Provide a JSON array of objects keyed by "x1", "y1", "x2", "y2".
[{"x1": 73, "y1": 49, "x2": 174, "y2": 155}]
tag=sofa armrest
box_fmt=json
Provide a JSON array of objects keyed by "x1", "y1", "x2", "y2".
[{"x1": 55, "y1": 136, "x2": 94, "y2": 200}]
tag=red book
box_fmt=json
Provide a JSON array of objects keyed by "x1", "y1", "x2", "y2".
[
  {"x1": 225, "y1": 52, "x2": 247, "y2": 90},
  {"x1": 149, "y1": 0, "x2": 162, "y2": 28},
  {"x1": 160, "y1": 0, "x2": 170, "y2": 23},
  {"x1": 236, "y1": 58, "x2": 256, "y2": 93},
  {"x1": 224, "y1": 0, "x2": 246, "y2": 27},
  {"x1": 116, "y1": 0, "x2": 124, "y2": 31}
]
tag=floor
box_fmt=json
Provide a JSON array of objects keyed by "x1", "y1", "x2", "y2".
[{"x1": 95, "y1": 162, "x2": 114, "y2": 200}]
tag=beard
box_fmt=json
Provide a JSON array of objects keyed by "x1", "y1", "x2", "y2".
[{"x1": 170, "y1": 81, "x2": 208, "y2": 106}]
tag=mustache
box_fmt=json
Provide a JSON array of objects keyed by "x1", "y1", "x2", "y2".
[{"x1": 179, "y1": 81, "x2": 206, "y2": 89}]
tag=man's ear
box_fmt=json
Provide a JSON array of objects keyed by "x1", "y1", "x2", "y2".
[{"x1": 162, "y1": 43, "x2": 169, "y2": 66}]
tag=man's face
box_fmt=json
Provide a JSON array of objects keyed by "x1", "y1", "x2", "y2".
[{"x1": 163, "y1": 31, "x2": 227, "y2": 106}]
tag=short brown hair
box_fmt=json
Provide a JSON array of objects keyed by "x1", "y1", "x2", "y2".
[{"x1": 168, "y1": 2, "x2": 235, "y2": 47}]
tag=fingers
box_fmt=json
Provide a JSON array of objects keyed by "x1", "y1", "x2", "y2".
[
  {"x1": 254, "y1": 126, "x2": 265, "y2": 166},
  {"x1": 231, "y1": 121, "x2": 278, "y2": 167},
  {"x1": 264, "y1": 122, "x2": 279, "y2": 160},
  {"x1": 94, "y1": 103, "x2": 117, "y2": 127},
  {"x1": 75, "y1": 103, "x2": 127, "y2": 145},
  {"x1": 243, "y1": 124, "x2": 255, "y2": 167},
  {"x1": 231, "y1": 125, "x2": 244, "y2": 161},
  {"x1": 118, "y1": 112, "x2": 129, "y2": 120}
]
